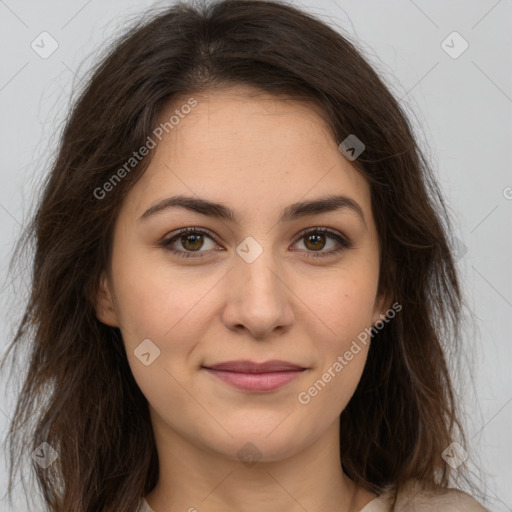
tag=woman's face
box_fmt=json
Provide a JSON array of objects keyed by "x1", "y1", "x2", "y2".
[{"x1": 96, "y1": 86, "x2": 389, "y2": 462}]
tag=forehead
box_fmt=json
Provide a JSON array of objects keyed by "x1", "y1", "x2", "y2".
[
  {"x1": 164, "y1": 86, "x2": 335, "y2": 156},
  {"x1": 121, "y1": 86, "x2": 372, "y2": 221}
]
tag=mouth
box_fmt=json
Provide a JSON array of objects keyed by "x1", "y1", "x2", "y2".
[{"x1": 201, "y1": 360, "x2": 308, "y2": 392}]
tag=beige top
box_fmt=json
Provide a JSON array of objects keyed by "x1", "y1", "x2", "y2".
[{"x1": 138, "y1": 482, "x2": 487, "y2": 511}]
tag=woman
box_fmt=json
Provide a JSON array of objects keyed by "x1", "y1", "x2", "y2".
[{"x1": 1, "y1": 0, "x2": 488, "y2": 510}]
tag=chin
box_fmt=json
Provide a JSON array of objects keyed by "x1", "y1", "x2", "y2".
[{"x1": 196, "y1": 423, "x2": 312, "y2": 464}]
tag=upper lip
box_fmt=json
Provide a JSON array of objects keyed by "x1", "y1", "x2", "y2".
[{"x1": 203, "y1": 360, "x2": 306, "y2": 373}]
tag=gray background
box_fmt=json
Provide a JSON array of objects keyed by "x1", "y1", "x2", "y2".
[{"x1": 0, "y1": 0, "x2": 511, "y2": 510}]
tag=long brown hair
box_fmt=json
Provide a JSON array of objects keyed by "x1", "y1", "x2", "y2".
[{"x1": 1, "y1": 0, "x2": 481, "y2": 510}]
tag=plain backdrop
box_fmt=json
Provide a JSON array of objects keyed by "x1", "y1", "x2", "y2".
[{"x1": 0, "y1": 0, "x2": 511, "y2": 510}]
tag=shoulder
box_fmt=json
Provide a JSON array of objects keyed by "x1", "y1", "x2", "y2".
[
  {"x1": 399, "y1": 488, "x2": 487, "y2": 511},
  {"x1": 394, "y1": 481, "x2": 488, "y2": 512}
]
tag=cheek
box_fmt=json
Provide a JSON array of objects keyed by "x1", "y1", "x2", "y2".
[
  {"x1": 302, "y1": 267, "x2": 379, "y2": 343},
  {"x1": 110, "y1": 254, "x2": 210, "y2": 410},
  {"x1": 111, "y1": 249, "x2": 216, "y2": 345},
  {"x1": 295, "y1": 269, "x2": 377, "y2": 407}
]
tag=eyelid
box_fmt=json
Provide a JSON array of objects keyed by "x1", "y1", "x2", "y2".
[
  {"x1": 160, "y1": 226, "x2": 352, "y2": 258},
  {"x1": 294, "y1": 226, "x2": 351, "y2": 244},
  {"x1": 169, "y1": 226, "x2": 219, "y2": 243},
  {"x1": 160, "y1": 227, "x2": 222, "y2": 256},
  {"x1": 291, "y1": 226, "x2": 352, "y2": 256}
]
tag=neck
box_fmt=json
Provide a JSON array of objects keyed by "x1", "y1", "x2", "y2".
[{"x1": 145, "y1": 410, "x2": 377, "y2": 512}]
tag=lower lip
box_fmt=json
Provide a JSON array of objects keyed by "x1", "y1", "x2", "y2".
[{"x1": 203, "y1": 368, "x2": 305, "y2": 391}]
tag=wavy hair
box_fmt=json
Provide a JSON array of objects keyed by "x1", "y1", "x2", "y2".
[{"x1": 1, "y1": 0, "x2": 481, "y2": 510}]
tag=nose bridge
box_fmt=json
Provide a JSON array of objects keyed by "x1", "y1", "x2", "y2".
[
  {"x1": 234, "y1": 234, "x2": 282, "y2": 299},
  {"x1": 221, "y1": 234, "x2": 293, "y2": 337}
]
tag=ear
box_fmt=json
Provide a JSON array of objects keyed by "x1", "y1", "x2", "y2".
[
  {"x1": 371, "y1": 257, "x2": 397, "y2": 326},
  {"x1": 371, "y1": 290, "x2": 394, "y2": 326},
  {"x1": 94, "y1": 271, "x2": 120, "y2": 327}
]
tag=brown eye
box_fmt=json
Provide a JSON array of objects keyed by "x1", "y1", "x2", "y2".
[
  {"x1": 303, "y1": 232, "x2": 327, "y2": 251},
  {"x1": 161, "y1": 228, "x2": 220, "y2": 258},
  {"x1": 292, "y1": 227, "x2": 352, "y2": 258},
  {"x1": 180, "y1": 233, "x2": 205, "y2": 251}
]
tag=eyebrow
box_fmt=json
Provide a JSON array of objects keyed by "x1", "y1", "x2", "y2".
[{"x1": 138, "y1": 194, "x2": 366, "y2": 226}]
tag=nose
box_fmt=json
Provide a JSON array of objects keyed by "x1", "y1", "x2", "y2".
[{"x1": 220, "y1": 243, "x2": 294, "y2": 340}]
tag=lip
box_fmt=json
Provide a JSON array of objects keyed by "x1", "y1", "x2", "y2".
[
  {"x1": 204, "y1": 360, "x2": 306, "y2": 373},
  {"x1": 202, "y1": 360, "x2": 307, "y2": 392}
]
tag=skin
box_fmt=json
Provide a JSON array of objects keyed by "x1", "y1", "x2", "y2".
[{"x1": 95, "y1": 85, "x2": 391, "y2": 512}]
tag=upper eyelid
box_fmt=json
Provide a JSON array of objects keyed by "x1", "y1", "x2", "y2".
[
  {"x1": 165, "y1": 227, "x2": 221, "y2": 245},
  {"x1": 163, "y1": 226, "x2": 348, "y2": 249}
]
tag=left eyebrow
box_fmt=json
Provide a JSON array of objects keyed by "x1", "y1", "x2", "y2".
[{"x1": 138, "y1": 194, "x2": 366, "y2": 226}]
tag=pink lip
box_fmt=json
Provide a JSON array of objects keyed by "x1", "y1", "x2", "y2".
[{"x1": 202, "y1": 360, "x2": 307, "y2": 392}]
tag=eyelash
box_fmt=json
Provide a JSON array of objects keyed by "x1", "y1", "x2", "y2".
[{"x1": 160, "y1": 227, "x2": 352, "y2": 259}]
